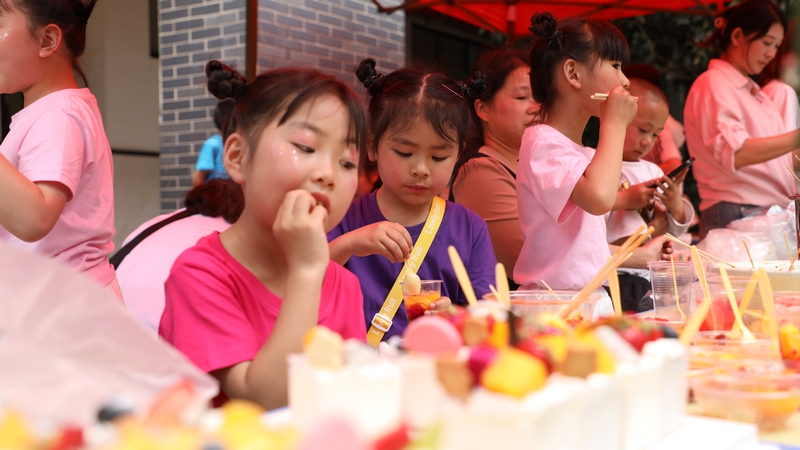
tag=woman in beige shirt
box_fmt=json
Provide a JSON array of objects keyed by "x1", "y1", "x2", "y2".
[{"x1": 449, "y1": 49, "x2": 539, "y2": 287}]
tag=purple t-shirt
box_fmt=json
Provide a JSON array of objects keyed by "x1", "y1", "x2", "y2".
[{"x1": 328, "y1": 191, "x2": 497, "y2": 340}]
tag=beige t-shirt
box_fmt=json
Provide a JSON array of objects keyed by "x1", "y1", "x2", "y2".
[{"x1": 450, "y1": 146, "x2": 522, "y2": 274}]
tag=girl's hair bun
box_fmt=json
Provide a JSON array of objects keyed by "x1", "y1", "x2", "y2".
[
  {"x1": 462, "y1": 71, "x2": 487, "y2": 98},
  {"x1": 529, "y1": 12, "x2": 562, "y2": 49},
  {"x1": 206, "y1": 60, "x2": 247, "y2": 101},
  {"x1": 355, "y1": 58, "x2": 384, "y2": 95}
]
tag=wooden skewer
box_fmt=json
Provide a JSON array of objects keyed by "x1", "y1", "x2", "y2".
[
  {"x1": 742, "y1": 240, "x2": 755, "y2": 269},
  {"x1": 590, "y1": 93, "x2": 638, "y2": 101},
  {"x1": 540, "y1": 279, "x2": 562, "y2": 301},
  {"x1": 670, "y1": 254, "x2": 686, "y2": 322},
  {"x1": 680, "y1": 245, "x2": 713, "y2": 345},
  {"x1": 784, "y1": 233, "x2": 795, "y2": 266},
  {"x1": 757, "y1": 268, "x2": 780, "y2": 358},
  {"x1": 792, "y1": 247, "x2": 800, "y2": 271},
  {"x1": 448, "y1": 246, "x2": 478, "y2": 306},
  {"x1": 719, "y1": 265, "x2": 755, "y2": 341},
  {"x1": 495, "y1": 263, "x2": 511, "y2": 306},
  {"x1": 732, "y1": 272, "x2": 760, "y2": 335},
  {"x1": 786, "y1": 165, "x2": 800, "y2": 183},
  {"x1": 664, "y1": 233, "x2": 736, "y2": 268},
  {"x1": 559, "y1": 226, "x2": 653, "y2": 319},
  {"x1": 608, "y1": 260, "x2": 623, "y2": 318}
]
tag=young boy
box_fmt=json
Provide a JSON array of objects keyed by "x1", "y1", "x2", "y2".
[{"x1": 607, "y1": 78, "x2": 694, "y2": 311}]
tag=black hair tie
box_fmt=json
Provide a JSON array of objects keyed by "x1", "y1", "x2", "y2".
[
  {"x1": 547, "y1": 29, "x2": 563, "y2": 50},
  {"x1": 462, "y1": 72, "x2": 487, "y2": 98}
]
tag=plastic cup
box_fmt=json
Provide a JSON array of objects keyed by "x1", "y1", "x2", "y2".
[
  {"x1": 402, "y1": 280, "x2": 442, "y2": 321},
  {"x1": 702, "y1": 276, "x2": 766, "y2": 333},
  {"x1": 648, "y1": 261, "x2": 693, "y2": 321}
]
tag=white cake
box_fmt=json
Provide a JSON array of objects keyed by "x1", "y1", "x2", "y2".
[
  {"x1": 287, "y1": 354, "x2": 403, "y2": 440},
  {"x1": 288, "y1": 336, "x2": 689, "y2": 449}
]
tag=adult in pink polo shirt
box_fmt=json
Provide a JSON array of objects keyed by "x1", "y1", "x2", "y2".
[{"x1": 684, "y1": 0, "x2": 799, "y2": 238}]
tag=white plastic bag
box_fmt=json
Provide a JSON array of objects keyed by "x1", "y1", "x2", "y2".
[
  {"x1": 728, "y1": 203, "x2": 796, "y2": 260},
  {"x1": 697, "y1": 228, "x2": 777, "y2": 263},
  {"x1": 0, "y1": 241, "x2": 218, "y2": 426}
]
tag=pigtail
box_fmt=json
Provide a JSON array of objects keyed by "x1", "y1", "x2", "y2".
[
  {"x1": 356, "y1": 58, "x2": 384, "y2": 96},
  {"x1": 206, "y1": 60, "x2": 247, "y2": 101},
  {"x1": 461, "y1": 72, "x2": 487, "y2": 99},
  {"x1": 529, "y1": 13, "x2": 562, "y2": 50},
  {"x1": 701, "y1": 8, "x2": 733, "y2": 50}
]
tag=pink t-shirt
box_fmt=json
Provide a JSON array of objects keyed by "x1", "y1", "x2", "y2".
[
  {"x1": 0, "y1": 88, "x2": 115, "y2": 285},
  {"x1": 515, "y1": 124, "x2": 611, "y2": 290},
  {"x1": 684, "y1": 59, "x2": 795, "y2": 211},
  {"x1": 117, "y1": 211, "x2": 231, "y2": 333},
  {"x1": 159, "y1": 232, "x2": 366, "y2": 405}
]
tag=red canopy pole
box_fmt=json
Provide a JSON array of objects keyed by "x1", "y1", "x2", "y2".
[{"x1": 506, "y1": 2, "x2": 517, "y2": 46}]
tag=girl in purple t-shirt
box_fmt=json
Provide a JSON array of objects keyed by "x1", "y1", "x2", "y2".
[{"x1": 328, "y1": 59, "x2": 497, "y2": 341}]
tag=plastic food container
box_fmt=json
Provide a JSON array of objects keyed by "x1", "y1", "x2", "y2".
[
  {"x1": 691, "y1": 331, "x2": 771, "y2": 358},
  {"x1": 692, "y1": 371, "x2": 800, "y2": 430},
  {"x1": 483, "y1": 290, "x2": 600, "y2": 324}
]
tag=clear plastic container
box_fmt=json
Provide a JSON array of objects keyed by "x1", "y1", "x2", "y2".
[
  {"x1": 692, "y1": 371, "x2": 800, "y2": 430},
  {"x1": 483, "y1": 290, "x2": 600, "y2": 324}
]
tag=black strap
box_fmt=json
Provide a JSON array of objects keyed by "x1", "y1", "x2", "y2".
[
  {"x1": 449, "y1": 154, "x2": 516, "y2": 202},
  {"x1": 110, "y1": 209, "x2": 197, "y2": 269}
]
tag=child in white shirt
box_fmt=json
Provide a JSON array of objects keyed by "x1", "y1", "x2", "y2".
[{"x1": 606, "y1": 78, "x2": 694, "y2": 311}]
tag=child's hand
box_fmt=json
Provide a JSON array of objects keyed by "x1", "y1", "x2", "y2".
[
  {"x1": 647, "y1": 202, "x2": 668, "y2": 236},
  {"x1": 273, "y1": 189, "x2": 330, "y2": 273},
  {"x1": 601, "y1": 85, "x2": 638, "y2": 127},
  {"x1": 348, "y1": 221, "x2": 413, "y2": 263},
  {"x1": 425, "y1": 296, "x2": 453, "y2": 314},
  {"x1": 654, "y1": 174, "x2": 687, "y2": 223},
  {"x1": 615, "y1": 179, "x2": 657, "y2": 210},
  {"x1": 641, "y1": 235, "x2": 673, "y2": 262}
]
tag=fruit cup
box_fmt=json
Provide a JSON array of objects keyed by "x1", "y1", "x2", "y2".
[
  {"x1": 489, "y1": 290, "x2": 601, "y2": 325},
  {"x1": 691, "y1": 371, "x2": 800, "y2": 431},
  {"x1": 402, "y1": 280, "x2": 442, "y2": 321},
  {"x1": 773, "y1": 292, "x2": 800, "y2": 363},
  {"x1": 691, "y1": 331, "x2": 772, "y2": 359}
]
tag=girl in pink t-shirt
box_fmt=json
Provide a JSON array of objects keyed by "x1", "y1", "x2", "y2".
[
  {"x1": 516, "y1": 13, "x2": 669, "y2": 305},
  {"x1": 0, "y1": 1, "x2": 118, "y2": 293},
  {"x1": 160, "y1": 60, "x2": 370, "y2": 409}
]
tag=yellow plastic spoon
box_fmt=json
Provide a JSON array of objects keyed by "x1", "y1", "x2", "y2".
[{"x1": 719, "y1": 265, "x2": 755, "y2": 341}]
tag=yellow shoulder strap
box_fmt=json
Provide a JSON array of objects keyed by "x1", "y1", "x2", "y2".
[{"x1": 366, "y1": 196, "x2": 446, "y2": 347}]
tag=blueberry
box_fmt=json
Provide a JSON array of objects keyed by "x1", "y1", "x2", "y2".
[
  {"x1": 202, "y1": 441, "x2": 225, "y2": 450},
  {"x1": 97, "y1": 398, "x2": 134, "y2": 422},
  {"x1": 660, "y1": 325, "x2": 679, "y2": 339}
]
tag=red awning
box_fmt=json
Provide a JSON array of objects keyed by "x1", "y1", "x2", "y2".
[{"x1": 373, "y1": 0, "x2": 723, "y2": 37}]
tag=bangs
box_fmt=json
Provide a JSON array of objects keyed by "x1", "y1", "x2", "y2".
[
  {"x1": 380, "y1": 97, "x2": 462, "y2": 145},
  {"x1": 275, "y1": 79, "x2": 369, "y2": 158},
  {"x1": 589, "y1": 20, "x2": 630, "y2": 64},
  {"x1": 0, "y1": 0, "x2": 11, "y2": 12}
]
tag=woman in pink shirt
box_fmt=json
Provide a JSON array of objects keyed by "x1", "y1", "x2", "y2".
[{"x1": 684, "y1": 0, "x2": 799, "y2": 238}]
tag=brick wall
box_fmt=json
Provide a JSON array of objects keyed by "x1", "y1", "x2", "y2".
[
  {"x1": 256, "y1": 0, "x2": 405, "y2": 92},
  {"x1": 158, "y1": 0, "x2": 247, "y2": 212},
  {"x1": 157, "y1": 0, "x2": 406, "y2": 212}
]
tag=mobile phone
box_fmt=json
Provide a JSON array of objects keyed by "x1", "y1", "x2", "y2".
[
  {"x1": 648, "y1": 157, "x2": 695, "y2": 188},
  {"x1": 665, "y1": 157, "x2": 695, "y2": 181}
]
